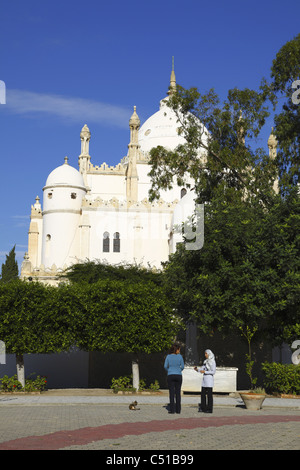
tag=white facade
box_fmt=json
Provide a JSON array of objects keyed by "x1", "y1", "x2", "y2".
[
  {"x1": 21, "y1": 69, "x2": 201, "y2": 283},
  {"x1": 21, "y1": 68, "x2": 278, "y2": 284}
]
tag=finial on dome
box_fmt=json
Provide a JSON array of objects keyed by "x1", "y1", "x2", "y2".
[
  {"x1": 168, "y1": 56, "x2": 176, "y2": 95},
  {"x1": 64, "y1": 156, "x2": 69, "y2": 164}
]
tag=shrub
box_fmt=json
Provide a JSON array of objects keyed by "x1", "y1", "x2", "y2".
[
  {"x1": 148, "y1": 380, "x2": 160, "y2": 392},
  {"x1": 0, "y1": 374, "x2": 47, "y2": 392},
  {"x1": 110, "y1": 375, "x2": 160, "y2": 393},
  {"x1": 25, "y1": 375, "x2": 48, "y2": 392},
  {"x1": 139, "y1": 378, "x2": 160, "y2": 392},
  {"x1": 111, "y1": 375, "x2": 136, "y2": 393},
  {"x1": 0, "y1": 375, "x2": 23, "y2": 392},
  {"x1": 261, "y1": 362, "x2": 300, "y2": 395}
]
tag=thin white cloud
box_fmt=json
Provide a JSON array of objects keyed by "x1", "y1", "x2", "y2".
[{"x1": 6, "y1": 89, "x2": 130, "y2": 129}]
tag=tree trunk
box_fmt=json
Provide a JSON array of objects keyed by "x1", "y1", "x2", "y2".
[
  {"x1": 132, "y1": 359, "x2": 140, "y2": 391},
  {"x1": 16, "y1": 354, "x2": 25, "y2": 388}
]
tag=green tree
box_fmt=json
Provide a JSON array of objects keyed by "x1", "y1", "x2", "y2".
[
  {"x1": 260, "y1": 193, "x2": 300, "y2": 345},
  {"x1": 65, "y1": 263, "x2": 182, "y2": 390},
  {"x1": 162, "y1": 181, "x2": 299, "y2": 387},
  {"x1": 268, "y1": 33, "x2": 300, "y2": 194},
  {"x1": 147, "y1": 36, "x2": 300, "y2": 369},
  {"x1": 0, "y1": 266, "x2": 181, "y2": 390},
  {"x1": 1, "y1": 246, "x2": 19, "y2": 283},
  {"x1": 163, "y1": 198, "x2": 272, "y2": 335},
  {"x1": 148, "y1": 85, "x2": 276, "y2": 206},
  {"x1": 0, "y1": 280, "x2": 78, "y2": 386},
  {"x1": 147, "y1": 79, "x2": 279, "y2": 334}
]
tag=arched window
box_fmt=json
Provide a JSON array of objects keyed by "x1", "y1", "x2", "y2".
[
  {"x1": 113, "y1": 232, "x2": 120, "y2": 253},
  {"x1": 181, "y1": 188, "x2": 187, "y2": 198},
  {"x1": 103, "y1": 232, "x2": 110, "y2": 252}
]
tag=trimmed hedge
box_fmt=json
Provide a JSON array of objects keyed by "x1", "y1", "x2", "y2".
[{"x1": 261, "y1": 362, "x2": 300, "y2": 395}]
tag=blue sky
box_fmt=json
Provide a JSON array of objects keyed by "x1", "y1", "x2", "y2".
[{"x1": 0, "y1": 0, "x2": 299, "y2": 269}]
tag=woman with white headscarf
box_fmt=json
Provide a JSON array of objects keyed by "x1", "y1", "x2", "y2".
[{"x1": 194, "y1": 349, "x2": 216, "y2": 413}]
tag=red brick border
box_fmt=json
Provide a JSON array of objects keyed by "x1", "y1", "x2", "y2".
[{"x1": 0, "y1": 415, "x2": 299, "y2": 450}]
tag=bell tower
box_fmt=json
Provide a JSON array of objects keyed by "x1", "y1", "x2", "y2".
[
  {"x1": 78, "y1": 124, "x2": 91, "y2": 186},
  {"x1": 126, "y1": 106, "x2": 140, "y2": 204}
]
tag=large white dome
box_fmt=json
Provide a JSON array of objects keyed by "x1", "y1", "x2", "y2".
[
  {"x1": 138, "y1": 97, "x2": 185, "y2": 154},
  {"x1": 45, "y1": 158, "x2": 85, "y2": 189},
  {"x1": 138, "y1": 96, "x2": 208, "y2": 158}
]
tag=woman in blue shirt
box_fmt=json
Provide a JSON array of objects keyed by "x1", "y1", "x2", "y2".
[{"x1": 164, "y1": 344, "x2": 185, "y2": 414}]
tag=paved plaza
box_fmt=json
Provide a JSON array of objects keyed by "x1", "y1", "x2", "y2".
[{"x1": 0, "y1": 391, "x2": 299, "y2": 451}]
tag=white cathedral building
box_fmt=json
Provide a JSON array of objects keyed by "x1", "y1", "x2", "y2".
[
  {"x1": 21, "y1": 66, "x2": 278, "y2": 285},
  {"x1": 21, "y1": 67, "x2": 204, "y2": 284},
  {"x1": 16, "y1": 67, "x2": 281, "y2": 388}
]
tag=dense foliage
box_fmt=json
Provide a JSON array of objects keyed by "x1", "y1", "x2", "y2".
[
  {"x1": 262, "y1": 362, "x2": 300, "y2": 395},
  {"x1": 148, "y1": 34, "x2": 300, "y2": 349},
  {"x1": 0, "y1": 280, "x2": 77, "y2": 355},
  {"x1": 73, "y1": 278, "x2": 182, "y2": 354},
  {"x1": 0, "y1": 270, "x2": 181, "y2": 384},
  {"x1": 62, "y1": 260, "x2": 163, "y2": 286},
  {"x1": 162, "y1": 193, "x2": 299, "y2": 345}
]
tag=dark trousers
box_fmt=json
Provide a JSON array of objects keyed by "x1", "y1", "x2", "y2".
[
  {"x1": 201, "y1": 387, "x2": 213, "y2": 412},
  {"x1": 167, "y1": 374, "x2": 182, "y2": 413}
]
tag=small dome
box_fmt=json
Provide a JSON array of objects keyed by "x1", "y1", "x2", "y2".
[{"x1": 45, "y1": 158, "x2": 86, "y2": 189}]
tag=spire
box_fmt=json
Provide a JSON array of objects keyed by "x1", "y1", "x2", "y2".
[
  {"x1": 129, "y1": 106, "x2": 140, "y2": 129},
  {"x1": 168, "y1": 56, "x2": 176, "y2": 95},
  {"x1": 80, "y1": 124, "x2": 91, "y2": 156},
  {"x1": 34, "y1": 195, "x2": 41, "y2": 210},
  {"x1": 126, "y1": 106, "x2": 140, "y2": 204},
  {"x1": 78, "y1": 124, "x2": 91, "y2": 182}
]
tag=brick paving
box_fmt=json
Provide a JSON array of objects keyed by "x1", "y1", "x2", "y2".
[{"x1": 0, "y1": 401, "x2": 299, "y2": 451}]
